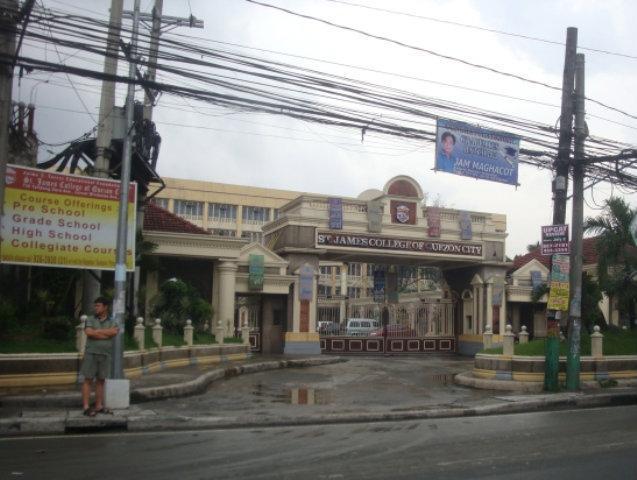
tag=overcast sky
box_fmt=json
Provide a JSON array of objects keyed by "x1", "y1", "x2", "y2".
[{"x1": 16, "y1": 0, "x2": 637, "y2": 258}]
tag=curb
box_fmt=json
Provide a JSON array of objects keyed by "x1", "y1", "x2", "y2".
[
  {"x1": 3, "y1": 389, "x2": 637, "y2": 437},
  {"x1": 0, "y1": 356, "x2": 345, "y2": 409}
]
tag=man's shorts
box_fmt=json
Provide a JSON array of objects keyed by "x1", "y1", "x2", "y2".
[{"x1": 80, "y1": 352, "x2": 111, "y2": 380}]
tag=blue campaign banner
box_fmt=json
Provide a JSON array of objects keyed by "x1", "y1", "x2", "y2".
[
  {"x1": 435, "y1": 118, "x2": 520, "y2": 186},
  {"x1": 299, "y1": 264, "x2": 315, "y2": 301},
  {"x1": 328, "y1": 197, "x2": 343, "y2": 230}
]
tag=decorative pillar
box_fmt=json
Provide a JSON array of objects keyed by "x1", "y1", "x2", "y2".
[
  {"x1": 503, "y1": 324, "x2": 515, "y2": 356},
  {"x1": 519, "y1": 325, "x2": 529, "y2": 344},
  {"x1": 152, "y1": 318, "x2": 163, "y2": 347},
  {"x1": 339, "y1": 264, "x2": 347, "y2": 324},
  {"x1": 284, "y1": 261, "x2": 321, "y2": 355},
  {"x1": 591, "y1": 325, "x2": 603, "y2": 359},
  {"x1": 217, "y1": 259, "x2": 238, "y2": 337},
  {"x1": 499, "y1": 283, "x2": 507, "y2": 336},
  {"x1": 241, "y1": 320, "x2": 250, "y2": 346},
  {"x1": 485, "y1": 278, "x2": 494, "y2": 333},
  {"x1": 184, "y1": 319, "x2": 194, "y2": 346},
  {"x1": 471, "y1": 275, "x2": 483, "y2": 335},
  {"x1": 214, "y1": 319, "x2": 225, "y2": 344},
  {"x1": 482, "y1": 325, "x2": 493, "y2": 349},
  {"x1": 134, "y1": 317, "x2": 145, "y2": 350}
]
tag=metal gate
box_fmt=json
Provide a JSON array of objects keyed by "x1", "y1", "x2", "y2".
[{"x1": 319, "y1": 300, "x2": 455, "y2": 354}]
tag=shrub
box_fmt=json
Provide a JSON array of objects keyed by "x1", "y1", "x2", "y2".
[
  {"x1": 150, "y1": 278, "x2": 213, "y2": 334},
  {"x1": 42, "y1": 316, "x2": 74, "y2": 341}
]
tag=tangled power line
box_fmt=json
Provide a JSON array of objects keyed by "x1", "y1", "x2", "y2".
[{"x1": 2, "y1": 3, "x2": 637, "y2": 190}]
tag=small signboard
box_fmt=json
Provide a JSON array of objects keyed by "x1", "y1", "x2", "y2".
[
  {"x1": 547, "y1": 281, "x2": 570, "y2": 311},
  {"x1": 367, "y1": 200, "x2": 383, "y2": 233},
  {"x1": 459, "y1": 211, "x2": 472, "y2": 240},
  {"x1": 427, "y1": 207, "x2": 441, "y2": 238},
  {"x1": 541, "y1": 225, "x2": 569, "y2": 255},
  {"x1": 550, "y1": 254, "x2": 570, "y2": 283}
]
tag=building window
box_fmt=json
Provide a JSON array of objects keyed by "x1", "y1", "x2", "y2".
[
  {"x1": 347, "y1": 287, "x2": 361, "y2": 299},
  {"x1": 151, "y1": 197, "x2": 169, "y2": 209},
  {"x1": 241, "y1": 231, "x2": 263, "y2": 243},
  {"x1": 347, "y1": 263, "x2": 362, "y2": 277},
  {"x1": 334, "y1": 286, "x2": 341, "y2": 296},
  {"x1": 243, "y1": 206, "x2": 270, "y2": 222},
  {"x1": 273, "y1": 209, "x2": 280, "y2": 220},
  {"x1": 174, "y1": 199, "x2": 203, "y2": 219},
  {"x1": 209, "y1": 228, "x2": 236, "y2": 237},
  {"x1": 318, "y1": 285, "x2": 332, "y2": 297},
  {"x1": 209, "y1": 203, "x2": 237, "y2": 221},
  {"x1": 320, "y1": 266, "x2": 333, "y2": 275}
]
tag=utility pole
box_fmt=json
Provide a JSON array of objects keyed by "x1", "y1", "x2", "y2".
[
  {"x1": 566, "y1": 53, "x2": 586, "y2": 390},
  {"x1": 143, "y1": 0, "x2": 163, "y2": 122},
  {"x1": 544, "y1": 27, "x2": 577, "y2": 392},
  {"x1": 0, "y1": 0, "x2": 18, "y2": 227},
  {"x1": 112, "y1": 0, "x2": 141, "y2": 380},
  {"x1": 82, "y1": 0, "x2": 124, "y2": 316}
]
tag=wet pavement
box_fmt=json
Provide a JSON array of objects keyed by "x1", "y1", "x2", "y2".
[{"x1": 140, "y1": 355, "x2": 497, "y2": 418}]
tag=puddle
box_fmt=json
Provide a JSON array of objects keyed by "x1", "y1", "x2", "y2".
[{"x1": 252, "y1": 383, "x2": 334, "y2": 405}]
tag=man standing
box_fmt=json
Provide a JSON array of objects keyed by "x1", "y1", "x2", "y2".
[
  {"x1": 436, "y1": 131, "x2": 457, "y2": 172},
  {"x1": 80, "y1": 296, "x2": 119, "y2": 416}
]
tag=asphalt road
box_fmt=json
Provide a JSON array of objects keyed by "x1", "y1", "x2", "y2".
[{"x1": 2, "y1": 405, "x2": 636, "y2": 480}]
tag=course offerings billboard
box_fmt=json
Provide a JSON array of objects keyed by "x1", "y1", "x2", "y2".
[
  {"x1": 1, "y1": 165, "x2": 136, "y2": 271},
  {"x1": 435, "y1": 118, "x2": 520, "y2": 185}
]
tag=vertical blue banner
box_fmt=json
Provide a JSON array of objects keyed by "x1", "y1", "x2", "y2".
[
  {"x1": 459, "y1": 211, "x2": 472, "y2": 240},
  {"x1": 299, "y1": 264, "x2": 314, "y2": 301},
  {"x1": 328, "y1": 197, "x2": 343, "y2": 230}
]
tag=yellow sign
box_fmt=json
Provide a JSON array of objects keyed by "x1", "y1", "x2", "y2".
[
  {"x1": 1, "y1": 165, "x2": 136, "y2": 271},
  {"x1": 547, "y1": 281, "x2": 570, "y2": 311}
]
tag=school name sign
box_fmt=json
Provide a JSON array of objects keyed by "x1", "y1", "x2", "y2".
[
  {"x1": 1, "y1": 165, "x2": 136, "y2": 270},
  {"x1": 316, "y1": 231, "x2": 483, "y2": 257}
]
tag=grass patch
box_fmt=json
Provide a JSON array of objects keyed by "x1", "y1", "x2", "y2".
[
  {"x1": 0, "y1": 323, "x2": 141, "y2": 353},
  {"x1": 194, "y1": 332, "x2": 215, "y2": 345},
  {"x1": 223, "y1": 336, "x2": 243, "y2": 344},
  {"x1": 479, "y1": 329, "x2": 637, "y2": 356}
]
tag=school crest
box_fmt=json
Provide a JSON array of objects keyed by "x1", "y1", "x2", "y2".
[{"x1": 396, "y1": 204, "x2": 410, "y2": 223}]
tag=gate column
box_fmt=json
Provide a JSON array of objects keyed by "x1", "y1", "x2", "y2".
[
  {"x1": 283, "y1": 255, "x2": 321, "y2": 355},
  {"x1": 217, "y1": 259, "x2": 238, "y2": 337}
]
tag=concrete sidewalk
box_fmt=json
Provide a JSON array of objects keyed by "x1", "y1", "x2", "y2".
[{"x1": 1, "y1": 355, "x2": 636, "y2": 436}]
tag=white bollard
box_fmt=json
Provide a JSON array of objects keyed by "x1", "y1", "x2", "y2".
[
  {"x1": 214, "y1": 320, "x2": 225, "y2": 344},
  {"x1": 518, "y1": 325, "x2": 529, "y2": 344},
  {"x1": 503, "y1": 324, "x2": 515, "y2": 356},
  {"x1": 134, "y1": 317, "x2": 145, "y2": 350},
  {"x1": 241, "y1": 321, "x2": 250, "y2": 346},
  {"x1": 152, "y1": 318, "x2": 163, "y2": 348},
  {"x1": 482, "y1": 325, "x2": 493, "y2": 350},
  {"x1": 184, "y1": 319, "x2": 194, "y2": 346},
  {"x1": 591, "y1": 325, "x2": 604, "y2": 359}
]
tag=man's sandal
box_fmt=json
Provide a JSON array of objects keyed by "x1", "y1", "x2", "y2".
[
  {"x1": 94, "y1": 407, "x2": 113, "y2": 415},
  {"x1": 83, "y1": 408, "x2": 96, "y2": 417}
]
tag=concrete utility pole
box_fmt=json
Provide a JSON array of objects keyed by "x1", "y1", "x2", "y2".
[
  {"x1": 112, "y1": 0, "x2": 141, "y2": 381},
  {"x1": 0, "y1": 0, "x2": 18, "y2": 225},
  {"x1": 143, "y1": 0, "x2": 163, "y2": 122},
  {"x1": 544, "y1": 27, "x2": 578, "y2": 392},
  {"x1": 82, "y1": 0, "x2": 124, "y2": 317},
  {"x1": 566, "y1": 53, "x2": 586, "y2": 391}
]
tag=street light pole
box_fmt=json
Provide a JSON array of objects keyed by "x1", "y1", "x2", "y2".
[{"x1": 112, "y1": 0, "x2": 141, "y2": 379}]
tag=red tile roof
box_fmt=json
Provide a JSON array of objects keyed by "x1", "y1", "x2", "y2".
[
  {"x1": 143, "y1": 203, "x2": 209, "y2": 235},
  {"x1": 511, "y1": 237, "x2": 600, "y2": 271}
]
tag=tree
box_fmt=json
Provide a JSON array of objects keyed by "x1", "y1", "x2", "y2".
[
  {"x1": 150, "y1": 278, "x2": 213, "y2": 334},
  {"x1": 584, "y1": 197, "x2": 637, "y2": 328}
]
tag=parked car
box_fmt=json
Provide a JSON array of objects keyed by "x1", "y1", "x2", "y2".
[
  {"x1": 318, "y1": 321, "x2": 341, "y2": 335},
  {"x1": 369, "y1": 324, "x2": 415, "y2": 337},
  {"x1": 346, "y1": 318, "x2": 380, "y2": 336}
]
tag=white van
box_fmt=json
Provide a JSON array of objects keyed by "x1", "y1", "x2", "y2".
[{"x1": 346, "y1": 318, "x2": 380, "y2": 336}]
